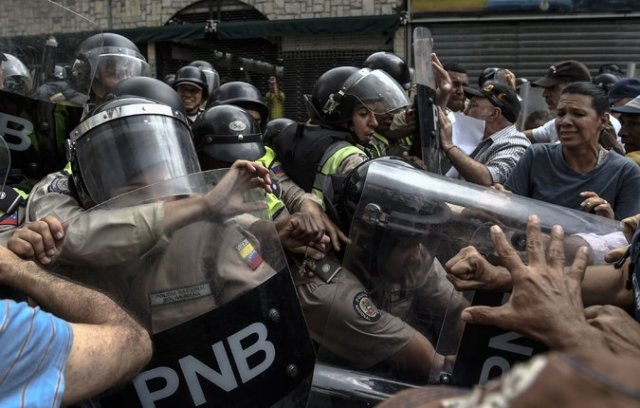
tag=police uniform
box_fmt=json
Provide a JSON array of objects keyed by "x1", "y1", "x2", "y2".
[
  {"x1": 26, "y1": 171, "x2": 166, "y2": 267},
  {"x1": 256, "y1": 146, "x2": 322, "y2": 220},
  {"x1": 295, "y1": 248, "x2": 465, "y2": 370},
  {"x1": 294, "y1": 265, "x2": 415, "y2": 369},
  {"x1": 274, "y1": 123, "x2": 369, "y2": 204},
  {"x1": 127, "y1": 218, "x2": 280, "y2": 333}
]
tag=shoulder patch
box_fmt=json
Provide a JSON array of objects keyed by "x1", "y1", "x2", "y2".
[
  {"x1": 47, "y1": 175, "x2": 71, "y2": 196},
  {"x1": 353, "y1": 291, "x2": 381, "y2": 322}
]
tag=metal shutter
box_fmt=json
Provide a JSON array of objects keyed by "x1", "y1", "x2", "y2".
[{"x1": 413, "y1": 17, "x2": 640, "y2": 82}]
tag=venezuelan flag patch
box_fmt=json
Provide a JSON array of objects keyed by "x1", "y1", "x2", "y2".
[
  {"x1": 270, "y1": 164, "x2": 285, "y2": 175},
  {"x1": 0, "y1": 212, "x2": 19, "y2": 226},
  {"x1": 235, "y1": 238, "x2": 263, "y2": 270}
]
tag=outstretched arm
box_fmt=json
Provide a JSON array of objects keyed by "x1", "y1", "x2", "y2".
[
  {"x1": 0, "y1": 246, "x2": 152, "y2": 405},
  {"x1": 460, "y1": 215, "x2": 608, "y2": 352}
]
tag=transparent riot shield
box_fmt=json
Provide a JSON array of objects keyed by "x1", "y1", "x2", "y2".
[
  {"x1": 0, "y1": 135, "x2": 11, "y2": 192},
  {"x1": 315, "y1": 159, "x2": 623, "y2": 394},
  {"x1": 50, "y1": 170, "x2": 315, "y2": 407},
  {"x1": 0, "y1": 0, "x2": 90, "y2": 182}
]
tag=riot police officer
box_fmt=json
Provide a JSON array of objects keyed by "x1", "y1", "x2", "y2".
[
  {"x1": 0, "y1": 53, "x2": 33, "y2": 96},
  {"x1": 70, "y1": 32, "x2": 150, "y2": 108},
  {"x1": 189, "y1": 60, "x2": 220, "y2": 106},
  {"x1": 173, "y1": 65, "x2": 209, "y2": 124},
  {"x1": 263, "y1": 117, "x2": 295, "y2": 147},
  {"x1": 192, "y1": 104, "x2": 346, "y2": 252},
  {"x1": 362, "y1": 52, "x2": 415, "y2": 157},
  {"x1": 214, "y1": 81, "x2": 269, "y2": 127},
  {"x1": 296, "y1": 157, "x2": 466, "y2": 382},
  {"x1": 274, "y1": 66, "x2": 410, "y2": 207}
]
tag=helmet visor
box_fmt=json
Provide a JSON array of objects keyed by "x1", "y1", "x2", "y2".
[
  {"x1": 75, "y1": 114, "x2": 200, "y2": 205},
  {"x1": 346, "y1": 69, "x2": 410, "y2": 115},
  {"x1": 92, "y1": 53, "x2": 151, "y2": 82},
  {"x1": 1, "y1": 54, "x2": 33, "y2": 94}
]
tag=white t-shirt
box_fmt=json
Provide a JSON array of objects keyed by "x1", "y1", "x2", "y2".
[{"x1": 531, "y1": 115, "x2": 622, "y2": 146}]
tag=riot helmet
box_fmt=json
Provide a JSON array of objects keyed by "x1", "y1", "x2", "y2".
[
  {"x1": 214, "y1": 81, "x2": 269, "y2": 126},
  {"x1": 263, "y1": 117, "x2": 295, "y2": 147},
  {"x1": 363, "y1": 51, "x2": 411, "y2": 90},
  {"x1": 71, "y1": 33, "x2": 150, "y2": 101},
  {"x1": 67, "y1": 96, "x2": 199, "y2": 208},
  {"x1": 192, "y1": 104, "x2": 265, "y2": 166},
  {"x1": 173, "y1": 65, "x2": 209, "y2": 111},
  {"x1": 189, "y1": 60, "x2": 220, "y2": 103},
  {"x1": 310, "y1": 67, "x2": 410, "y2": 128},
  {"x1": 340, "y1": 157, "x2": 451, "y2": 284},
  {"x1": 109, "y1": 76, "x2": 186, "y2": 116},
  {"x1": 0, "y1": 53, "x2": 33, "y2": 95},
  {"x1": 593, "y1": 73, "x2": 619, "y2": 96},
  {"x1": 163, "y1": 73, "x2": 176, "y2": 87},
  {"x1": 340, "y1": 156, "x2": 423, "y2": 230}
]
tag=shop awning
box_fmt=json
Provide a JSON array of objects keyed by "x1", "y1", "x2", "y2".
[{"x1": 115, "y1": 14, "x2": 401, "y2": 42}]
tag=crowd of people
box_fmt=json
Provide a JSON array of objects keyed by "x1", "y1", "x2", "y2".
[{"x1": 1, "y1": 28, "x2": 640, "y2": 406}]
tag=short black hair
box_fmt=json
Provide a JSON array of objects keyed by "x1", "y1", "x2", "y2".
[
  {"x1": 443, "y1": 62, "x2": 467, "y2": 74},
  {"x1": 561, "y1": 81, "x2": 610, "y2": 116}
]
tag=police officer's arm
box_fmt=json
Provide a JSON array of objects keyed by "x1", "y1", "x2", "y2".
[
  {"x1": 0, "y1": 245, "x2": 152, "y2": 405},
  {"x1": 162, "y1": 160, "x2": 272, "y2": 234},
  {"x1": 385, "y1": 332, "x2": 436, "y2": 382},
  {"x1": 271, "y1": 160, "x2": 348, "y2": 250},
  {"x1": 438, "y1": 109, "x2": 494, "y2": 186},
  {"x1": 299, "y1": 199, "x2": 349, "y2": 252}
]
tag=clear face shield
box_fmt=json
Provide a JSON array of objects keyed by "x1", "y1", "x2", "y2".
[
  {"x1": 346, "y1": 69, "x2": 411, "y2": 115},
  {"x1": 70, "y1": 103, "x2": 200, "y2": 206},
  {"x1": 319, "y1": 159, "x2": 624, "y2": 387},
  {"x1": 322, "y1": 69, "x2": 411, "y2": 120},
  {"x1": 0, "y1": 53, "x2": 33, "y2": 95},
  {"x1": 0, "y1": 136, "x2": 11, "y2": 192},
  {"x1": 49, "y1": 169, "x2": 315, "y2": 407},
  {"x1": 82, "y1": 47, "x2": 151, "y2": 96}
]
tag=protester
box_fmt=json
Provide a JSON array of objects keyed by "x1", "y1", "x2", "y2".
[
  {"x1": 612, "y1": 94, "x2": 640, "y2": 160},
  {"x1": 1, "y1": 217, "x2": 151, "y2": 406},
  {"x1": 505, "y1": 82, "x2": 640, "y2": 220},
  {"x1": 439, "y1": 81, "x2": 530, "y2": 186},
  {"x1": 443, "y1": 62, "x2": 469, "y2": 112},
  {"x1": 524, "y1": 60, "x2": 593, "y2": 143}
]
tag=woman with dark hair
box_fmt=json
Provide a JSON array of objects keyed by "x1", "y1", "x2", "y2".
[{"x1": 505, "y1": 81, "x2": 640, "y2": 220}]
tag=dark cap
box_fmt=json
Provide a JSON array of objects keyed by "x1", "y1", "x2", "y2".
[
  {"x1": 611, "y1": 95, "x2": 640, "y2": 115},
  {"x1": 531, "y1": 60, "x2": 591, "y2": 88},
  {"x1": 607, "y1": 78, "x2": 640, "y2": 104},
  {"x1": 464, "y1": 81, "x2": 521, "y2": 123}
]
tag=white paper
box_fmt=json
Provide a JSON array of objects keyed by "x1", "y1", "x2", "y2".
[{"x1": 445, "y1": 112, "x2": 485, "y2": 178}]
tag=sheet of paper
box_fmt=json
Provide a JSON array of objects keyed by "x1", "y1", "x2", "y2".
[{"x1": 445, "y1": 112, "x2": 485, "y2": 178}]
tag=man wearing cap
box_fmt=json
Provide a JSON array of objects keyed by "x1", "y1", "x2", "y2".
[
  {"x1": 608, "y1": 78, "x2": 640, "y2": 113},
  {"x1": 612, "y1": 95, "x2": 640, "y2": 165},
  {"x1": 525, "y1": 60, "x2": 593, "y2": 143},
  {"x1": 438, "y1": 81, "x2": 530, "y2": 186}
]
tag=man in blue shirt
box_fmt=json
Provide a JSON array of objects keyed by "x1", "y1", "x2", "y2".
[{"x1": 1, "y1": 217, "x2": 152, "y2": 406}]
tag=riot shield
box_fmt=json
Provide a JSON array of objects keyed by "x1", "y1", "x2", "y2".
[
  {"x1": 0, "y1": 0, "x2": 88, "y2": 183},
  {"x1": 0, "y1": 135, "x2": 11, "y2": 192},
  {"x1": 314, "y1": 159, "x2": 623, "y2": 392},
  {"x1": 51, "y1": 170, "x2": 315, "y2": 407}
]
